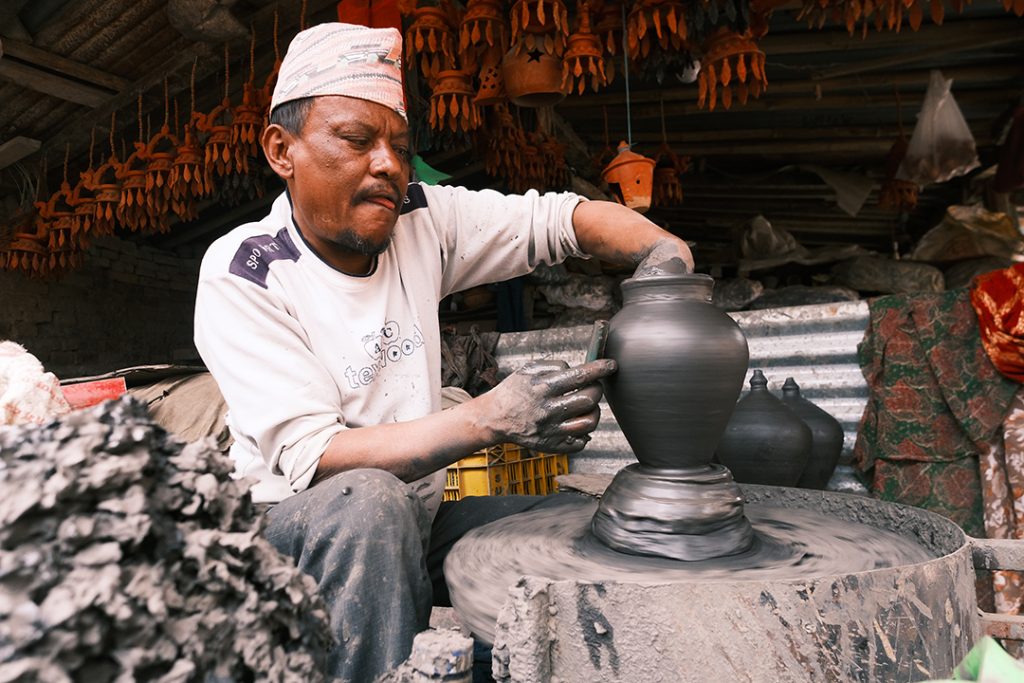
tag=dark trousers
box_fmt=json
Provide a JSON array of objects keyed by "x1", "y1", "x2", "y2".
[{"x1": 262, "y1": 468, "x2": 570, "y2": 683}]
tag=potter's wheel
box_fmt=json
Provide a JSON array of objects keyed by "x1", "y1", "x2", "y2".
[{"x1": 445, "y1": 496, "x2": 932, "y2": 644}]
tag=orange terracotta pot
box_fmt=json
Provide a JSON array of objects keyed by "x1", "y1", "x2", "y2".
[
  {"x1": 501, "y1": 47, "x2": 567, "y2": 107},
  {"x1": 601, "y1": 141, "x2": 655, "y2": 212}
]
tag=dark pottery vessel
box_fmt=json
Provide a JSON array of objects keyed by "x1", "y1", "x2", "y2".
[
  {"x1": 601, "y1": 273, "x2": 750, "y2": 470},
  {"x1": 593, "y1": 273, "x2": 754, "y2": 561},
  {"x1": 780, "y1": 377, "x2": 844, "y2": 490},
  {"x1": 716, "y1": 370, "x2": 812, "y2": 487}
]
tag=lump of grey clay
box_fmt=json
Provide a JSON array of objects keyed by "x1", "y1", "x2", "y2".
[{"x1": 0, "y1": 397, "x2": 331, "y2": 682}]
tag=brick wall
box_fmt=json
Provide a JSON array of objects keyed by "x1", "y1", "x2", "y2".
[{"x1": 0, "y1": 234, "x2": 202, "y2": 379}]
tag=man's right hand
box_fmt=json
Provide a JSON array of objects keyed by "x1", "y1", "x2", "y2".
[{"x1": 480, "y1": 358, "x2": 617, "y2": 453}]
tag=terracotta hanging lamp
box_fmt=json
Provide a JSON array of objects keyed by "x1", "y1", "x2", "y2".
[
  {"x1": 1, "y1": 210, "x2": 48, "y2": 275},
  {"x1": 170, "y1": 62, "x2": 211, "y2": 222},
  {"x1": 509, "y1": 0, "x2": 569, "y2": 57},
  {"x1": 232, "y1": 28, "x2": 265, "y2": 170},
  {"x1": 501, "y1": 46, "x2": 567, "y2": 107},
  {"x1": 481, "y1": 104, "x2": 526, "y2": 187},
  {"x1": 460, "y1": 0, "x2": 509, "y2": 62},
  {"x1": 626, "y1": 0, "x2": 688, "y2": 61},
  {"x1": 82, "y1": 113, "x2": 123, "y2": 236},
  {"x1": 70, "y1": 130, "x2": 98, "y2": 240},
  {"x1": 473, "y1": 51, "x2": 508, "y2": 106},
  {"x1": 143, "y1": 80, "x2": 179, "y2": 224},
  {"x1": 406, "y1": 3, "x2": 458, "y2": 84},
  {"x1": 697, "y1": 28, "x2": 766, "y2": 112},
  {"x1": 651, "y1": 102, "x2": 688, "y2": 207},
  {"x1": 43, "y1": 147, "x2": 78, "y2": 252},
  {"x1": 602, "y1": 141, "x2": 656, "y2": 212},
  {"x1": 195, "y1": 45, "x2": 238, "y2": 180},
  {"x1": 116, "y1": 95, "x2": 159, "y2": 232},
  {"x1": 429, "y1": 69, "x2": 482, "y2": 132},
  {"x1": 562, "y1": 3, "x2": 608, "y2": 95}
]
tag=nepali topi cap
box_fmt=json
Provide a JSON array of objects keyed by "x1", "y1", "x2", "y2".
[{"x1": 270, "y1": 22, "x2": 406, "y2": 121}]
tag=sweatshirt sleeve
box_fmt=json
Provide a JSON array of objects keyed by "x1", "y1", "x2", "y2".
[
  {"x1": 194, "y1": 253, "x2": 343, "y2": 494},
  {"x1": 418, "y1": 183, "x2": 587, "y2": 297}
]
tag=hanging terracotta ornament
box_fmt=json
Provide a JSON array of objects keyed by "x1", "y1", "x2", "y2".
[
  {"x1": 509, "y1": 0, "x2": 569, "y2": 57},
  {"x1": 501, "y1": 46, "x2": 567, "y2": 107},
  {"x1": 698, "y1": 28, "x2": 767, "y2": 112},
  {"x1": 195, "y1": 45, "x2": 238, "y2": 180},
  {"x1": 626, "y1": 0, "x2": 688, "y2": 61},
  {"x1": 537, "y1": 131, "x2": 570, "y2": 188},
  {"x1": 473, "y1": 48, "x2": 508, "y2": 106},
  {"x1": 602, "y1": 141, "x2": 655, "y2": 212},
  {"x1": 3, "y1": 212, "x2": 49, "y2": 276},
  {"x1": 117, "y1": 141, "x2": 157, "y2": 232},
  {"x1": 594, "y1": 0, "x2": 623, "y2": 56},
  {"x1": 82, "y1": 113, "x2": 123, "y2": 236},
  {"x1": 70, "y1": 131, "x2": 97, "y2": 241},
  {"x1": 651, "y1": 100, "x2": 688, "y2": 207},
  {"x1": 259, "y1": 9, "x2": 283, "y2": 111},
  {"x1": 143, "y1": 81, "x2": 179, "y2": 223},
  {"x1": 232, "y1": 28, "x2": 265, "y2": 169},
  {"x1": 562, "y1": 3, "x2": 608, "y2": 95},
  {"x1": 878, "y1": 137, "x2": 918, "y2": 211},
  {"x1": 429, "y1": 70, "x2": 482, "y2": 132},
  {"x1": 481, "y1": 104, "x2": 527, "y2": 188},
  {"x1": 170, "y1": 62, "x2": 211, "y2": 222},
  {"x1": 405, "y1": 4, "x2": 458, "y2": 85},
  {"x1": 43, "y1": 147, "x2": 78, "y2": 252},
  {"x1": 460, "y1": 0, "x2": 509, "y2": 64},
  {"x1": 1005, "y1": 0, "x2": 1024, "y2": 17}
]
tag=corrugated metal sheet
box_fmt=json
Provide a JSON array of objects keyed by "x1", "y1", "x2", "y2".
[{"x1": 493, "y1": 300, "x2": 870, "y2": 481}]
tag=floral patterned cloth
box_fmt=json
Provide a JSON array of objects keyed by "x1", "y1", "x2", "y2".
[{"x1": 854, "y1": 290, "x2": 1020, "y2": 538}]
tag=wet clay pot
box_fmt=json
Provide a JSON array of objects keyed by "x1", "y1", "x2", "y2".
[
  {"x1": 716, "y1": 370, "x2": 812, "y2": 487},
  {"x1": 780, "y1": 377, "x2": 844, "y2": 490},
  {"x1": 602, "y1": 273, "x2": 749, "y2": 470}
]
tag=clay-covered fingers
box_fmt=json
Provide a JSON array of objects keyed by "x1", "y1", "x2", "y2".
[{"x1": 533, "y1": 359, "x2": 617, "y2": 397}]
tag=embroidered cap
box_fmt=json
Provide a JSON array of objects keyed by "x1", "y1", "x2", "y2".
[{"x1": 270, "y1": 22, "x2": 406, "y2": 121}]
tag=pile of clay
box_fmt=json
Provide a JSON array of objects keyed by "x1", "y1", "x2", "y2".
[
  {"x1": 446, "y1": 497, "x2": 934, "y2": 643},
  {"x1": 0, "y1": 397, "x2": 331, "y2": 682}
]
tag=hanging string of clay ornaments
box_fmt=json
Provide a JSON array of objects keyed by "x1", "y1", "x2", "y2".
[
  {"x1": 797, "y1": 0, "x2": 966, "y2": 35},
  {"x1": 510, "y1": 0, "x2": 569, "y2": 56},
  {"x1": 460, "y1": 0, "x2": 509, "y2": 106},
  {"x1": 0, "y1": 210, "x2": 47, "y2": 275},
  {"x1": 41, "y1": 146, "x2": 80, "y2": 257},
  {"x1": 626, "y1": 0, "x2": 688, "y2": 61},
  {"x1": 82, "y1": 113, "x2": 123, "y2": 236},
  {"x1": 562, "y1": 2, "x2": 608, "y2": 95},
  {"x1": 697, "y1": 28, "x2": 767, "y2": 111},
  {"x1": 232, "y1": 27, "x2": 265, "y2": 171},
  {"x1": 481, "y1": 104, "x2": 528, "y2": 187}
]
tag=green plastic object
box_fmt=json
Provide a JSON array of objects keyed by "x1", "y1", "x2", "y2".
[
  {"x1": 412, "y1": 155, "x2": 451, "y2": 185},
  {"x1": 927, "y1": 637, "x2": 1024, "y2": 682}
]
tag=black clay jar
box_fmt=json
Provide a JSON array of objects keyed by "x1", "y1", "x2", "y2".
[
  {"x1": 716, "y1": 370, "x2": 812, "y2": 487},
  {"x1": 602, "y1": 273, "x2": 750, "y2": 470},
  {"x1": 780, "y1": 377, "x2": 844, "y2": 490}
]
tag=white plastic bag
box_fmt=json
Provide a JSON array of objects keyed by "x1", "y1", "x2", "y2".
[{"x1": 897, "y1": 70, "x2": 980, "y2": 185}]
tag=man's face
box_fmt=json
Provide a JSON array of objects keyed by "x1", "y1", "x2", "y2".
[{"x1": 282, "y1": 96, "x2": 411, "y2": 273}]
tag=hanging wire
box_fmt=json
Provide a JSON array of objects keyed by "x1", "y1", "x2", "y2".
[
  {"x1": 659, "y1": 97, "x2": 668, "y2": 145},
  {"x1": 273, "y1": 8, "x2": 280, "y2": 63},
  {"x1": 300, "y1": 0, "x2": 308, "y2": 30},
  {"x1": 63, "y1": 143, "x2": 70, "y2": 184},
  {"x1": 163, "y1": 78, "x2": 170, "y2": 127},
  {"x1": 190, "y1": 57, "x2": 198, "y2": 113},
  {"x1": 249, "y1": 22, "x2": 256, "y2": 83},
  {"x1": 137, "y1": 92, "x2": 144, "y2": 143},
  {"x1": 224, "y1": 44, "x2": 230, "y2": 101},
  {"x1": 620, "y1": 2, "x2": 632, "y2": 147},
  {"x1": 88, "y1": 127, "x2": 95, "y2": 169},
  {"x1": 109, "y1": 111, "x2": 116, "y2": 158}
]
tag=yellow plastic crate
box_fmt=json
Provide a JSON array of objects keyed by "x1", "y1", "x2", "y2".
[{"x1": 443, "y1": 444, "x2": 568, "y2": 501}]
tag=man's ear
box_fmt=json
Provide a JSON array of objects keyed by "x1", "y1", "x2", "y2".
[{"x1": 262, "y1": 123, "x2": 295, "y2": 180}]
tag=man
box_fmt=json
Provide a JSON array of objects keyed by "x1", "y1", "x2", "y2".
[{"x1": 194, "y1": 22, "x2": 693, "y2": 682}]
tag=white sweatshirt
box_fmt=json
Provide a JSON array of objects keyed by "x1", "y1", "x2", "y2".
[{"x1": 194, "y1": 183, "x2": 585, "y2": 511}]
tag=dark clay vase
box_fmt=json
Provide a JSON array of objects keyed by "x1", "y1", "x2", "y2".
[
  {"x1": 601, "y1": 273, "x2": 750, "y2": 470},
  {"x1": 780, "y1": 377, "x2": 844, "y2": 490},
  {"x1": 715, "y1": 370, "x2": 812, "y2": 487},
  {"x1": 593, "y1": 274, "x2": 755, "y2": 561}
]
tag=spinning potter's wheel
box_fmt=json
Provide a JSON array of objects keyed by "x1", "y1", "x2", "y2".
[{"x1": 445, "y1": 489, "x2": 932, "y2": 645}]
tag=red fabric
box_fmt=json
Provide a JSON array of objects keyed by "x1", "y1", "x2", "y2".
[
  {"x1": 337, "y1": 0, "x2": 401, "y2": 31},
  {"x1": 994, "y1": 107, "x2": 1024, "y2": 193},
  {"x1": 972, "y1": 263, "x2": 1024, "y2": 383}
]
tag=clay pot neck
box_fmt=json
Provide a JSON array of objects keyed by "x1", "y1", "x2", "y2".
[
  {"x1": 748, "y1": 368, "x2": 769, "y2": 391},
  {"x1": 781, "y1": 377, "x2": 800, "y2": 397},
  {"x1": 620, "y1": 273, "x2": 713, "y2": 306}
]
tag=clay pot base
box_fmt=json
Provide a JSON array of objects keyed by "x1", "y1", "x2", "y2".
[
  {"x1": 445, "y1": 497, "x2": 932, "y2": 645},
  {"x1": 592, "y1": 463, "x2": 754, "y2": 561}
]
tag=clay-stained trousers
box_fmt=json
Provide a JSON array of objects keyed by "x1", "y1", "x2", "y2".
[{"x1": 262, "y1": 468, "x2": 569, "y2": 682}]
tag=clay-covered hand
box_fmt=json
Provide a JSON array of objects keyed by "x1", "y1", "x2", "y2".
[
  {"x1": 633, "y1": 238, "x2": 693, "y2": 280},
  {"x1": 483, "y1": 358, "x2": 616, "y2": 453}
]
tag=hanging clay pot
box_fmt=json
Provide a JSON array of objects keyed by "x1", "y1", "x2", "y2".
[
  {"x1": 82, "y1": 154, "x2": 122, "y2": 237},
  {"x1": 195, "y1": 99, "x2": 237, "y2": 179},
  {"x1": 473, "y1": 48, "x2": 507, "y2": 105},
  {"x1": 168, "y1": 123, "x2": 209, "y2": 222},
  {"x1": 652, "y1": 142, "x2": 688, "y2": 207},
  {"x1": 698, "y1": 28, "x2": 766, "y2": 111},
  {"x1": 501, "y1": 46, "x2": 567, "y2": 107},
  {"x1": 143, "y1": 123, "x2": 179, "y2": 220},
  {"x1": 716, "y1": 369, "x2": 812, "y2": 487},
  {"x1": 231, "y1": 81, "x2": 266, "y2": 170},
  {"x1": 429, "y1": 70, "x2": 482, "y2": 132},
  {"x1": 627, "y1": 0, "x2": 688, "y2": 61},
  {"x1": 601, "y1": 141, "x2": 655, "y2": 212},
  {"x1": 116, "y1": 143, "x2": 158, "y2": 233},
  {"x1": 69, "y1": 178, "x2": 95, "y2": 242},
  {"x1": 780, "y1": 377, "x2": 844, "y2": 490},
  {"x1": 406, "y1": 5, "x2": 458, "y2": 84},
  {"x1": 562, "y1": 6, "x2": 608, "y2": 95}
]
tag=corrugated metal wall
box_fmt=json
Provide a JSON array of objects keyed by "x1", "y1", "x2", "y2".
[{"x1": 493, "y1": 300, "x2": 870, "y2": 486}]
